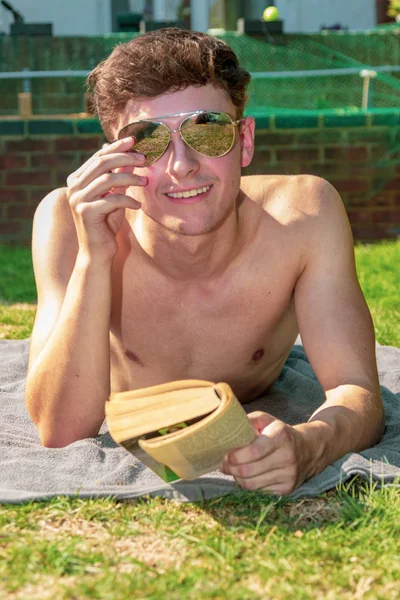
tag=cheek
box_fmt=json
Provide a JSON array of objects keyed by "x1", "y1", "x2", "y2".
[
  {"x1": 128, "y1": 169, "x2": 157, "y2": 203},
  {"x1": 220, "y1": 154, "x2": 241, "y2": 189}
]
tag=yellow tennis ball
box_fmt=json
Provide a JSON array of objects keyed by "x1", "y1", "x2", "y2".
[{"x1": 262, "y1": 6, "x2": 280, "y2": 21}]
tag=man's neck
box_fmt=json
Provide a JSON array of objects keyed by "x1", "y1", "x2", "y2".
[{"x1": 125, "y1": 201, "x2": 249, "y2": 281}]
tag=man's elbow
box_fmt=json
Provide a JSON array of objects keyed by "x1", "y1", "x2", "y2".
[
  {"x1": 39, "y1": 426, "x2": 82, "y2": 449},
  {"x1": 365, "y1": 390, "x2": 385, "y2": 448},
  {"x1": 374, "y1": 396, "x2": 386, "y2": 443}
]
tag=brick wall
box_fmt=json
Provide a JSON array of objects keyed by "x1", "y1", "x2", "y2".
[{"x1": 0, "y1": 113, "x2": 399, "y2": 245}]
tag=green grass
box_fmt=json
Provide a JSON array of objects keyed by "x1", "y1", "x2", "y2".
[
  {"x1": 0, "y1": 246, "x2": 36, "y2": 305},
  {"x1": 0, "y1": 485, "x2": 399, "y2": 599},
  {"x1": 0, "y1": 241, "x2": 399, "y2": 599},
  {"x1": 355, "y1": 241, "x2": 400, "y2": 347}
]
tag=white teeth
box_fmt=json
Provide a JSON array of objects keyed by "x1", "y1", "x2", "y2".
[{"x1": 167, "y1": 185, "x2": 211, "y2": 199}]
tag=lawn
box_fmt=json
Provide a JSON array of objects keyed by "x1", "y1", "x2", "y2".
[{"x1": 0, "y1": 241, "x2": 399, "y2": 599}]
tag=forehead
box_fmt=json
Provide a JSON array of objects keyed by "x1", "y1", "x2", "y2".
[{"x1": 114, "y1": 84, "x2": 235, "y2": 134}]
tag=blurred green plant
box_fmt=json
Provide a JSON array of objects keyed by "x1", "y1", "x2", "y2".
[{"x1": 387, "y1": 0, "x2": 400, "y2": 18}]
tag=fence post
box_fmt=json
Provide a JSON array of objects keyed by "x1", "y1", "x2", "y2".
[
  {"x1": 18, "y1": 93, "x2": 32, "y2": 118},
  {"x1": 360, "y1": 69, "x2": 377, "y2": 110}
]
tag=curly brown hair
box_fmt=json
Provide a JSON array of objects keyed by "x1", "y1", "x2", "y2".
[{"x1": 87, "y1": 28, "x2": 251, "y2": 140}]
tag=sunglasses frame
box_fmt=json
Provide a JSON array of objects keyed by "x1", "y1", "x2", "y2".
[{"x1": 116, "y1": 110, "x2": 243, "y2": 165}]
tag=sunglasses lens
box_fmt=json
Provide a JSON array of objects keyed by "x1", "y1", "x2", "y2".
[
  {"x1": 118, "y1": 122, "x2": 170, "y2": 165},
  {"x1": 181, "y1": 112, "x2": 235, "y2": 157}
]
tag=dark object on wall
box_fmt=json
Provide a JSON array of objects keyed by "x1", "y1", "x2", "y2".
[
  {"x1": 237, "y1": 18, "x2": 284, "y2": 35},
  {"x1": 141, "y1": 20, "x2": 185, "y2": 32},
  {"x1": 10, "y1": 22, "x2": 52, "y2": 36},
  {"x1": 116, "y1": 13, "x2": 142, "y2": 32},
  {"x1": 2, "y1": 0, "x2": 52, "y2": 36},
  {"x1": 320, "y1": 23, "x2": 349, "y2": 31},
  {"x1": 1, "y1": 0, "x2": 23, "y2": 22}
]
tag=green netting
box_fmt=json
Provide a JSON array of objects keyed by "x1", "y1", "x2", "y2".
[
  {"x1": 0, "y1": 25, "x2": 399, "y2": 197},
  {"x1": 1, "y1": 25, "x2": 400, "y2": 115},
  {"x1": 0, "y1": 25, "x2": 400, "y2": 114},
  {"x1": 217, "y1": 29, "x2": 400, "y2": 112}
]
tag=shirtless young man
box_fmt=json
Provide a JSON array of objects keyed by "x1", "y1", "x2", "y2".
[{"x1": 25, "y1": 28, "x2": 384, "y2": 495}]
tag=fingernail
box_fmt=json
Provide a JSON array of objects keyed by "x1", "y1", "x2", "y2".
[{"x1": 139, "y1": 176, "x2": 148, "y2": 184}]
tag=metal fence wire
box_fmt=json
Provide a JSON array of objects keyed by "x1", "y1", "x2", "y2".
[{"x1": 0, "y1": 24, "x2": 400, "y2": 115}]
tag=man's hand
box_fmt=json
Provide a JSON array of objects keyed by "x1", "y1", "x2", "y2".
[
  {"x1": 221, "y1": 411, "x2": 309, "y2": 495},
  {"x1": 66, "y1": 137, "x2": 148, "y2": 265}
]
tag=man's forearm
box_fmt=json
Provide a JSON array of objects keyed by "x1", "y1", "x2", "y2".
[
  {"x1": 26, "y1": 254, "x2": 113, "y2": 447},
  {"x1": 294, "y1": 384, "x2": 385, "y2": 480}
]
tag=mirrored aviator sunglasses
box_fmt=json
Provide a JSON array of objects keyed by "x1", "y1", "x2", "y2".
[{"x1": 117, "y1": 110, "x2": 241, "y2": 166}]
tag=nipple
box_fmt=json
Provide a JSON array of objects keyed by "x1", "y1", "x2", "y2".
[{"x1": 252, "y1": 348, "x2": 265, "y2": 362}]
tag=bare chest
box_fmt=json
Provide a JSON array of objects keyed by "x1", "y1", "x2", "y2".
[{"x1": 109, "y1": 259, "x2": 298, "y2": 401}]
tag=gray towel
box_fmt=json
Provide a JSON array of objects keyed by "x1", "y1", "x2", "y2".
[{"x1": 1, "y1": 338, "x2": 399, "y2": 504}]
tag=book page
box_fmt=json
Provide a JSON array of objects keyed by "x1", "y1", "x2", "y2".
[{"x1": 140, "y1": 388, "x2": 257, "y2": 480}]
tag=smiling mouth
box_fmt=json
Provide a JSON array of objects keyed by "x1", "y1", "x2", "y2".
[{"x1": 166, "y1": 185, "x2": 211, "y2": 199}]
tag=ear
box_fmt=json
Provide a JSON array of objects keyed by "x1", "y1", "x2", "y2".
[{"x1": 239, "y1": 116, "x2": 255, "y2": 168}]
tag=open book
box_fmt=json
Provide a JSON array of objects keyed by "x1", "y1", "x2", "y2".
[{"x1": 105, "y1": 380, "x2": 257, "y2": 482}]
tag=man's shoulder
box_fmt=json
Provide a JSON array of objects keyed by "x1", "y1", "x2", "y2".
[
  {"x1": 33, "y1": 187, "x2": 75, "y2": 238},
  {"x1": 35, "y1": 186, "x2": 70, "y2": 220},
  {"x1": 241, "y1": 174, "x2": 344, "y2": 226},
  {"x1": 32, "y1": 187, "x2": 78, "y2": 273}
]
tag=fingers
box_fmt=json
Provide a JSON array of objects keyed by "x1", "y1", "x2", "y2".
[
  {"x1": 222, "y1": 447, "x2": 298, "y2": 495},
  {"x1": 67, "y1": 138, "x2": 146, "y2": 194},
  {"x1": 79, "y1": 172, "x2": 147, "y2": 203},
  {"x1": 75, "y1": 194, "x2": 142, "y2": 218},
  {"x1": 247, "y1": 410, "x2": 277, "y2": 434},
  {"x1": 71, "y1": 137, "x2": 139, "y2": 180},
  {"x1": 230, "y1": 432, "x2": 274, "y2": 464},
  {"x1": 221, "y1": 419, "x2": 301, "y2": 495},
  {"x1": 235, "y1": 468, "x2": 295, "y2": 495}
]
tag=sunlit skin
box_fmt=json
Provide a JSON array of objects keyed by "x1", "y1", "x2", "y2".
[
  {"x1": 26, "y1": 85, "x2": 384, "y2": 496},
  {"x1": 110, "y1": 85, "x2": 255, "y2": 279}
]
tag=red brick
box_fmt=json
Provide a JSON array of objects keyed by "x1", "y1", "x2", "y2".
[
  {"x1": 295, "y1": 133, "x2": 323, "y2": 145},
  {"x1": 370, "y1": 194, "x2": 394, "y2": 207},
  {"x1": 0, "y1": 189, "x2": 29, "y2": 203},
  {"x1": 245, "y1": 164, "x2": 290, "y2": 175},
  {"x1": 276, "y1": 148, "x2": 319, "y2": 162},
  {"x1": 383, "y1": 178, "x2": 400, "y2": 192},
  {"x1": 372, "y1": 209, "x2": 400, "y2": 224},
  {"x1": 0, "y1": 221, "x2": 21, "y2": 234},
  {"x1": 250, "y1": 150, "x2": 272, "y2": 165},
  {"x1": 5, "y1": 139, "x2": 52, "y2": 153},
  {"x1": 324, "y1": 147, "x2": 367, "y2": 161},
  {"x1": 29, "y1": 188, "x2": 54, "y2": 204},
  {"x1": 260, "y1": 134, "x2": 294, "y2": 146},
  {"x1": 309, "y1": 163, "x2": 350, "y2": 177},
  {"x1": 31, "y1": 153, "x2": 79, "y2": 169},
  {"x1": 6, "y1": 171, "x2": 52, "y2": 187},
  {"x1": 54, "y1": 170, "x2": 72, "y2": 187},
  {"x1": 345, "y1": 192, "x2": 371, "y2": 207},
  {"x1": 80, "y1": 151, "x2": 97, "y2": 163},
  {"x1": 335, "y1": 180, "x2": 369, "y2": 193},
  {"x1": 55, "y1": 137, "x2": 102, "y2": 152},
  {"x1": 371, "y1": 144, "x2": 389, "y2": 161},
  {"x1": 0, "y1": 154, "x2": 28, "y2": 169},
  {"x1": 346, "y1": 210, "x2": 372, "y2": 224},
  {"x1": 350, "y1": 224, "x2": 391, "y2": 242},
  {"x1": 7, "y1": 204, "x2": 36, "y2": 219}
]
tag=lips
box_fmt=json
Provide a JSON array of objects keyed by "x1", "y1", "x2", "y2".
[
  {"x1": 164, "y1": 185, "x2": 212, "y2": 204},
  {"x1": 166, "y1": 185, "x2": 211, "y2": 199}
]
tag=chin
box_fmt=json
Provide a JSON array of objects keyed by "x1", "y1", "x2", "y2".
[
  {"x1": 161, "y1": 215, "x2": 219, "y2": 236},
  {"x1": 145, "y1": 207, "x2": 233, "y2": 237}
]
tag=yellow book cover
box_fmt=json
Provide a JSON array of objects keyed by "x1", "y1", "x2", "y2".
[{"x1": 106, "y1": 380, "x2": 257, "y2": 482}]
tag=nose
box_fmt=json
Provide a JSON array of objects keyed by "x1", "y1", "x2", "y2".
[{"x1": 164, "y1": 130, "x2": 200, "y2": 180}]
